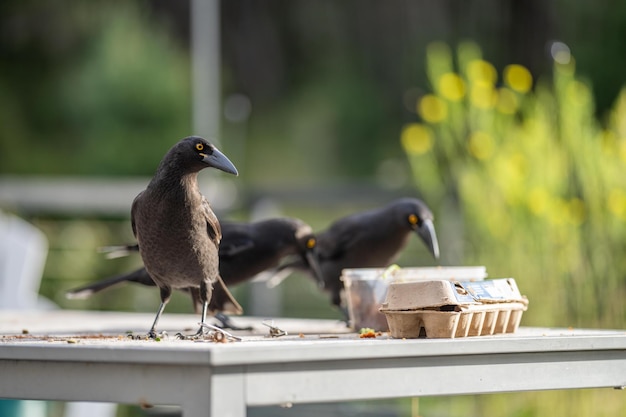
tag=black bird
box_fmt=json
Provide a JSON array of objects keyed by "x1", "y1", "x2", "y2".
[
  {"x1": 67, "y1": 218, "x2": 324, "y2": 328},
  {"x1": 130, "y1": 136, "x2": 240, "y2": 338},
  {"x1": 212, "y1": 218, "x2": 323, "y2": 310},
  {"x1": 276, "y1": 198, "x2": 440, "y2": 317}
]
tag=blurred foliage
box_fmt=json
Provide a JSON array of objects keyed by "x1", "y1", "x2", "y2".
[
  {"x1": 402, "y1": 41, "x2": 625, "y2": 417},
  {"x1": 2, "y1": 2, "x2": 626, "y2": 416},
  {"x1": 402, "y1": 41, "x2": 626, "y2": 329},
  {"x1": 0, "y1": 1, "x2": 191, "y2": 176}
]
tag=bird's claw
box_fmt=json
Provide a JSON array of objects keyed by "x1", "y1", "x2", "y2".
[
  {"x1": 262, "y1": 320, "x2": 287, "y2": 338},
  {"x1": 201, "y1": 323, "x2": 242, "y2": 342},
  {"x1": 175, "y1": 326, "x2": 207, "y2": 341},
  {"x1": 176, "y1": 323, "x2": 241, "y2": 342},
  {"x1": 127, "y1": 330, "x2": 166, "y2": 340}
]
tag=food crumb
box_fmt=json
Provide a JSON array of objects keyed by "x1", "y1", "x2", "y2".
[{"x1": 359, "y1": 328, "x2": 377, "y2": 338}]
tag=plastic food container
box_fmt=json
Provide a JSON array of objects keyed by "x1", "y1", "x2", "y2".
[{"x1": 340, "y1": 266, "x2": 488, "y2": 331}]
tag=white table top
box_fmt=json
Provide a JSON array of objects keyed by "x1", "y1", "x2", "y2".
[{"x1": 1, "y1": 310, "x2": 625, "y2": 416}]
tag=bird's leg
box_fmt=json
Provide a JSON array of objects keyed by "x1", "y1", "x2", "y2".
[
  {"x1": 339, "y1": 306, "x2": 351, "y2": 327},
  {"x1": 198, "y1": 299, "x2": 209, "y2": 334},
  {"x1": 129, "y1": 290, "x2": 170, "y2": 340},
  {"x1": 214, "y1": 312, "x2": 253, "y2": 331},
  {"x1": 146, "y1": 301, "x2": 167, "y2": 338},
  {"x1": 144, "y1": 287, "x2": 172, "y2": 339},
  {"x1": 331, "y1": 290, "x2": 351, "y2": 327}
]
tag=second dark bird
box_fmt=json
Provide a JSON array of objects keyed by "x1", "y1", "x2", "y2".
[
  {"x1": 275, "y1": 197, "x2": 440, "y2": 318},
  {"x1": 130, "y1": 136, "x2": 240, "y2": 338},
  {"x1": 67, "y1": 217, "x2": 323, "y2": 328}
]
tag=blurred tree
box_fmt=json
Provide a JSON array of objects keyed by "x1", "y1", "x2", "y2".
[
  {"x1": 0, "y1": 0, "x2": 190, "y2": 176},
  {"x1": 3, "y1": 0, "x2": 626, "y2": 181},
  {"x1": 219, "y1": 0, "x2": 559, "y2": 180}
]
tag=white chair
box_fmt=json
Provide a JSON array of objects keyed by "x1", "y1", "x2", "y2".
[
  {"x1": 0, "y1": 210, "x2": 116, "y2": 417},
  {"x1": 0, "y1": 210, "x2": 52, "y2": 310}
]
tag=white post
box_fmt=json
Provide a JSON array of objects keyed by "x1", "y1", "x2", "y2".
[{"x1": 191, "y1": 0, "x2": 221, "y2": 142}]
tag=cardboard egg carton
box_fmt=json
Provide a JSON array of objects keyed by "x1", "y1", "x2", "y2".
[{"x1": 379, "y1": 278, "x2": 528, "y2": 339}]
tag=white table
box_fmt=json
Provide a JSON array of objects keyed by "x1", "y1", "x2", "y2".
[{"x1": 1, "y1": 310, "x2": 625, "y2": 417}]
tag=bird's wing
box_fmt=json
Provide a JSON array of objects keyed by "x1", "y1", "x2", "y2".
[
  {"x1": 208, "y1": 274, "x2": 244, "y2": 314},
  {"x1": 317, "y1": 215, "x2": 368, "y2": 260},
  {"x1": 218, "y1": 223, "x2": 256, "y2": 257},
  {"x1": 202, "y1": 197, "x2": 221, "y2": 244},
  {"x1": 130, "y1": 192, "x2": 143, "y2": 239},
  {"x1": 219, "y1": 239, "x2": 255, "y2": 257}
]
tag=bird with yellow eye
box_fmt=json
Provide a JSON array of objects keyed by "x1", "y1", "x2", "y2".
[{"x1": 275, "y1": 198, "x2": 440, "y2": 319}]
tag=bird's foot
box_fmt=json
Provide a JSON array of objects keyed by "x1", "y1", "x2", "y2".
[
  {"x1": 214, "y1": 312, "x2": 253, "y2": 331},
  {"x1": 261, "y1": 320, "x2": 287, "y2": 338},
  {"x1": 174, "y1": 328, "x2": 203, "y2": 341},
  {"x1": 176, "y1": 323, "x2": 241, "y2": 343},
  {"x1": 127, "y1": 330, "x2": 167, "y2": 341}
]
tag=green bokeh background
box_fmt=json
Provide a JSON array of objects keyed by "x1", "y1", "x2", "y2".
[{"x1": 1, "y1": 1, "x2": 625, "y2": 416}]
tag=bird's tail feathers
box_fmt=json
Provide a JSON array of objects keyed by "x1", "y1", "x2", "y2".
[
  {"x1": 66, "y1": 275, "x2": 130, "y2": 299},
  {"x1": 261, "y1": 268, "x2": 295, "y2": 288},
  {"x1": 65, "y1": 268, "x2": 153, "y2": 299},
  {"x1": 210, "y1": 276, "x2": 243, "y2": 315},
  {"x1": 98, "y1": 244, "x2": 139, "y2": 259}
]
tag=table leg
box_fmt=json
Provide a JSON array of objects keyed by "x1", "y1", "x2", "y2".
[{"x1": 181, "y1": 367, "x2": 246, "y2": 417}]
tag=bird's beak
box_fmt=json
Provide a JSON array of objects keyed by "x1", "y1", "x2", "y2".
[
  {"x1": 202, "y1": 147, "x2": 239, "y2": 176},
  {"x1": 416, "y1": 218, "x2": 440, "y2": 260},
  {"x1": 305, "y1": 249, "x2": 326, "y2": 289}
]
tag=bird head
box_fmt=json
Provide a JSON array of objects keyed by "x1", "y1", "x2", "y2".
[
  {"x1": 396, "y1": 198, "x2": 440, "y2": 260},
  {"x1": 293, "y1": 221, "x2": 326, "y2": 289},
  {"x1": 174, "y1": 136, "x2": 239, "y2": 176}
]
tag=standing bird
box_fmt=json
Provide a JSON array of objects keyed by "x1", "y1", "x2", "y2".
[
  {"x1": 275, "y1": 198, "x2": 440, "y2": 317},
  {"x1": 67, "y1": 218, "x2": 324, "y2": 328},
  {"x1": 130, "y1": 136, "x2": 240, "y2": 339}
]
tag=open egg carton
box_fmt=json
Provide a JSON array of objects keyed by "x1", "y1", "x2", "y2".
[
  {"x1": 380, "y1": 278, "x2": 528, "y2": 339},
  {"x1": 341, "y1": 266, "x2": 528, "y2": 338}
]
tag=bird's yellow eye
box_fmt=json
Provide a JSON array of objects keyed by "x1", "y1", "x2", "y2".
[
  {"x1": 196, "y1": 143, "x2": 204, "y2": 151},
  {"x1": 306, "y1": 238, "x2": 316, "y2": 249},
  {"x1": 408, "y1": 214, "x2": 418, "y2": 225}
]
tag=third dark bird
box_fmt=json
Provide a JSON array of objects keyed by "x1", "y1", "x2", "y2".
[{"x1": 276, "y1": 198, "x2": 440, "y2": 318}]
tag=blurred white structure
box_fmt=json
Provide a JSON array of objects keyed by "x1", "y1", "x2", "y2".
[
  {"x1": 0, "y1": 210, "x2": 51, "y2": 310},
  {"x1": 0, "y1": 210, "x2": 116, "y2": 417}
]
